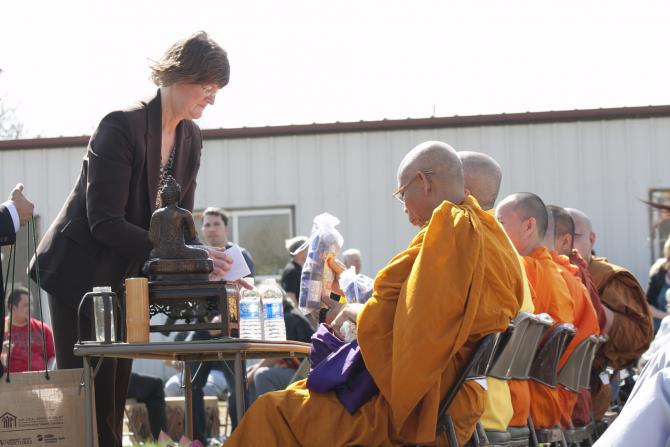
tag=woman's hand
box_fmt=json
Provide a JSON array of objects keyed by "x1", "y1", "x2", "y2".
[{"x1": 205, "y1": 246, "x2": 233, "y2": 280}]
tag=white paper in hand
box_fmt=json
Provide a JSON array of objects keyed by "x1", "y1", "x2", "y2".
[{"x1": 222, "y1": 244, "x2": 251, "y2": 281}]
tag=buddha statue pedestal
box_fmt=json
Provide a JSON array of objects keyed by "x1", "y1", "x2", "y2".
[{"x1": 144, "y1": 279, "x2": 238, "y2": 338}]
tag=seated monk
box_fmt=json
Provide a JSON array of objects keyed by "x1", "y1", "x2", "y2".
[
  {"x1": 225, "y1": 141, "x2": 524, "y2": 446},
  {"x1": 459, "y1": 150, "x2": 533, "y2": 434},
  {"x1": 566, "y1": 208, "x2": 653, "y2": 421},
  {"x1": 496, "y1": 193, "x2": 575, "y2": 430},
  {"x1": 546, "y1": 205, "x2": 600, "y2": 428}
]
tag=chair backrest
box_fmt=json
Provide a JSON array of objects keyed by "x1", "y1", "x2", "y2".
[
  {"x1": 435, "y1": 332, "x2": 500, "y2": 437},
  {"x1": 579, "y1": 335, "x2": 605, "y2": 390},
  {"x1": 558, "y1": 335, "x2": 599, "y2": 392},
  {"x1": 529, "y1": 323, "x2": 576, "y2": 388},
  {"x1": 488, "y1": 312, "x2": 554, "y2": 380}
]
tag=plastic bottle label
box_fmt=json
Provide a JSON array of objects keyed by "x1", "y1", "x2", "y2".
[
  {"x1": 264, "y1": 302, "x2": 283, "y2": 320},
  {"x1": 240, "y1": 301, "x2": 260, "y2": 319}
]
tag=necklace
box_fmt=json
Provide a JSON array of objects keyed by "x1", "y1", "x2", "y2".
[{"x1": 155, "y1": 145, "x2": 176, "y2": 209}]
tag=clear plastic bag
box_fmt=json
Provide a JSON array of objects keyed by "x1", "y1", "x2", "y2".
[
  {"x1": 298, "y1": 213, "x2": 344, "y2": 314},
  {"x1": 339, "y1": 267, "x2": 374, "y2": 304}
]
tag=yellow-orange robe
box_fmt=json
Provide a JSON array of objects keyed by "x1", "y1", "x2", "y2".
[
  {"x1": 520, "y1": 247, "x2": 575, "y2": 429},
  {"x1": 481, "y1": 210, "x2": 533, "y2": 432},
  {"x1": 550, "y1": 251, "x2": 600, "y2": 428},
  {"x1": 484, "y1": 251, "x2": 535, "y2": 431},
  {"x1": 225, "y1": 196, "x2": 523, "y2": 446},
  {"x1": 588, "y1": 256, "x2": 653, "y2": 420}
]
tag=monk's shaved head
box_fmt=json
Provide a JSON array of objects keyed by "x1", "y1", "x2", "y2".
[
  {"x1": 565, "y1": 208, "x2": 592, "y2": 234},
  {"x1": 566, "y1": 208, "x2": 595, "y2": 262},
  {"x1": 397, "y1": 141, "x2": 464, "y2": 195},
  {"x1": 458, "y1": 151, "x2": 502, "y2": 210},
  {"x1": 496, "y1": 192, "x2": 549, "y2": 255},
  {"x1": 499, "y1": 193, "x2": 549, "y2": 238},
  {"x1": 547, "y1": 205, "x2": 575, "y2": 255},
  {"x1": 396, "y1": 141, "x2": 465, "y2": 226}
]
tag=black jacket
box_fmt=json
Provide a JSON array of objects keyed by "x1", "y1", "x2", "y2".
[
  {"x1": 30, "y1": 90, "x2": 203, "y2": 308},
  {"x1": 646, "y1": 263, "x2": 669, "y2": 309}
]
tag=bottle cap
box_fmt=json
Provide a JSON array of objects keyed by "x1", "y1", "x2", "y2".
[{"x1": 93, "y1": 286, "x2": 112, "y2": 293}]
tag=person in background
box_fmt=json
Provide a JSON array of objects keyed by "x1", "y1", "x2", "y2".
[
  {"x1": 646, "y1": 236, "x2": 670, "y2": 332},
  {"x1": 281, "y1": 236, "x2": 308, "y2": 307},
  {"x1": 126, "y1": 372, "x2": 167, "y2": 440},
  {"x1": 567, "y1": 208, "x2": 653, "y2": 423},
  {"x1": 201, "y1": 207, "x2": 255, "y2": 277},
  {"x1": 247, "y1": 288, "x2": 314, "y2": 403},
  {"x1": 2, "y1": 285, "x2": 55, "y2": 373},
  {"x1": 185, "y1": 206, "x2": 255, "y2": 440},
  {"x1": 0, "y1": 184, "x2": 34, "y2": 377},
  {"x1": 342, "y1": 248, "x2": 362, "y2": 274}
]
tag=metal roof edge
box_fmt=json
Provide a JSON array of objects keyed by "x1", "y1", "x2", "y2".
[{"x1": 2, "y1": 104, "x2": 670, "y2": 150}]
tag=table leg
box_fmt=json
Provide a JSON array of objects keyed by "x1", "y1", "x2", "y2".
[
  {"x1": 184, "y1": 365, "x2": 193, "y2": 440},
  {"x1": 235, "y1": 352, "x2": 245, "y2": 420},
  {"x1": 83, "y1": 356, "x2": 95, "y2": 447}
]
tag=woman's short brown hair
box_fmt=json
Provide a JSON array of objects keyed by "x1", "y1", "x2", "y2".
[{"x1": 150, "y1": 31, "x2": 230, "y2": 88}]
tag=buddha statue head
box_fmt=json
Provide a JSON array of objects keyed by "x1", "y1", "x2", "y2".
[{"x1": 160, "y1": 175, "x2": 181, "y2": 207}]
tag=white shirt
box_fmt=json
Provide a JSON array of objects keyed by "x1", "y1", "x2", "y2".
[{"x1": 1, "y1": 200, "x2": 20, "y2": 233}]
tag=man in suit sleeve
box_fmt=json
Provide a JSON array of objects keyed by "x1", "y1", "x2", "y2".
[{"x1": 0, "y1": 183, "x2": 34, "y2": 376}]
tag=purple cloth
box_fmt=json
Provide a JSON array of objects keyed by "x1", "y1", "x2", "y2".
[{"x1": 306, "y1": 324, "x2": 379, "y2": 414}]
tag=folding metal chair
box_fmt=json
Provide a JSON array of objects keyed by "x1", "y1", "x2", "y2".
[
  {"x1": 478, "y1": 313, "x2": 554, "y2": 447},
  {"x1": 528, "y1": 323, "x2": 576, "y2": 447},
  {"x1": 560, "y1": 336, "x2": 601, "y2": 447},
  {"x1": 410, "y1": 332, "x2": 501, "y2": 447}
]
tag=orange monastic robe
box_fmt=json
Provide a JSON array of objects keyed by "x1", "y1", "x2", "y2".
[
  {"x1": 521, "y1": 247, "x2": 575, "y2": 429},
  {"x1": 551, "y1": 251, "x2": 600, "y2": 428},
  {"x1": 225, "y1": 196, "x2": 523, "y2": 446}
]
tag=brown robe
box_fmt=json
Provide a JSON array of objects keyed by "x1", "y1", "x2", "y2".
[{"x1": 588, "y1": 255, "x2": 653, "y2": 420}]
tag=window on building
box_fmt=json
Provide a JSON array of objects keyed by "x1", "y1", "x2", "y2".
[
  {"x1": 648, "y1": 188, "x2": 670, "y2": 263},
  {"x1": 194, "y1": 207, "x2": 295, "y2": 278}
]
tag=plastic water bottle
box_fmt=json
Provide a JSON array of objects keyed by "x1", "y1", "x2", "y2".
[
  {"x1": 239, "y1": 278, "x2": 263, "y2": 339},
  {"x1": 260, "y1": 279, "x2": 286, "y2": 341}
]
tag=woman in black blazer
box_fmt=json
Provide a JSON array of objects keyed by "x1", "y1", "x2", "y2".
[{"x1": 31, "y1": 32, "x2": 231, "y2": 447}]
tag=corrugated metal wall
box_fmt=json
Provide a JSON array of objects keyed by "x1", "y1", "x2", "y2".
[
  {"x1": 3, "y1": 115, "x2": 668, "y2": 378},
  {"x1": 2, "y1": 116, "x2": 668, "y2": 285}
]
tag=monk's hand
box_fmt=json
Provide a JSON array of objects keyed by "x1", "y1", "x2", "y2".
[
  {"x1": 205, "y1": 246, "x2": 233, "y2": 280},
  {"x1": 9, "y1": 183, "x2": 34, "y2": 226},
  {"x1": 331, "y1": 303, "x2": 364, "y2": 337}
]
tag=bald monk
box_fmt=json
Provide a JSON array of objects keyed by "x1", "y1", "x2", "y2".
[
  {"x1": 546, "y1": 205, "x2": 600, "y2": 428},
  {"x1": 496, "y1": 193, "x2": 575, "y2": 430},
  {"x1": 225, "y1": 141, "x2": 523, "y2": 446},
  {"x1": 566, "y1": 208, "x2": 653, "y2": 421},
  {"x1": 460, "y1": 150, "x2": 533, "y2": 435}
]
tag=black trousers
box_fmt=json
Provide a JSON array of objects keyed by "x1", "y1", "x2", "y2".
[
  {"x1": 127, "y1": 372, "x2": 167, "y2": 439},
  {"x1": 188, "y1": 330, "x2": 247, "y2": 441},
  {"x1": 48, "y1": 294, "x2": 132, "y2": 447}
]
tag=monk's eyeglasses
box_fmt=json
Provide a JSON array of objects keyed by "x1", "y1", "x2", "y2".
[{"x1": 392, "y1": 170, "x2": 435, "y2": 204}]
